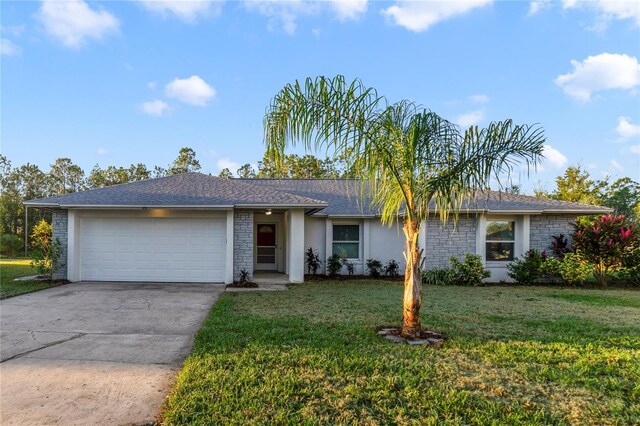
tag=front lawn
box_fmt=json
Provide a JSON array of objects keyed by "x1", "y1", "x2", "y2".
[
  {"x1": 162, "y1": 281, "x2": 640, "y2": 425},
  {"x1": 0, "y1": 259, "x2": 57, "y2": 299}
]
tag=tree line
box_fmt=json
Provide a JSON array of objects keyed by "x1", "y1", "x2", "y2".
[
  {"x1": 1, "y1": 147, "x2": 637, "y2": 257},
  {"x1": 0, "y1": 147, "x2": 354, "y2": 255}
]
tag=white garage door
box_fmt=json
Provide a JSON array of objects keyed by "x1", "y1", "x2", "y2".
[{"x1": 80, "y1": 216, "x2": 226, "y2": 283}]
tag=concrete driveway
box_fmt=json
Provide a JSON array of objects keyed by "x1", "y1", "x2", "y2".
[{"x1": 0, "y1": 282, "x2": 224, "y2": 425}]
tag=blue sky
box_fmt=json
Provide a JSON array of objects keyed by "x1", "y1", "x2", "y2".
[{"x1": 1, "y1": 0, "x2": 639, "y2": 192}]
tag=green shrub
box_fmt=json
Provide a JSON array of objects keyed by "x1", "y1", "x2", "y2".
[
  {"x1": 449, "y1": 253, "x2": 491, "y2": 286},
  {"x1": 541, "y1": 254, "x2": 592, "y2": 286},
  {"x1": 572, "y1": 214, "x2": 638, "y2": 285},
  {"x1": 383, "y1": 259, "x2": 400, "y2": 278},
  {"x1": 422, "y1": 267, "x2": 454, "y2": 286},
  {"x1": 366, "y1": 259, "x2": 383, "y2": 277},
  {"x1": 342, "y1": 258, "x2": 355, "y2": 276},
  {"x1": 31, "y1": 237, "x2": 62, "y2": 281},
  {"x1": 29, "y1": 219, "x2": 62, "y2": 281},
  {"x1": 1, "y1": 234, "x2": 24, "y2": 257},
  {"x1": 617, "y1": 266, "x2": 640, "y2": 286},
  {"x1": 326, "y1": 254, "x2": 343, "y2": 276},
  {"x1": 507, "y1": 249, "x2": 544, "y2": 284},
  {"x1": 305, "y1": 247, "x2": 322, "y2": 275}
]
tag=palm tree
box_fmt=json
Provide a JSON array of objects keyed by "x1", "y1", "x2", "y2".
[{"x1": 264, "y1": 76, "x2": 545, "y2": 338}]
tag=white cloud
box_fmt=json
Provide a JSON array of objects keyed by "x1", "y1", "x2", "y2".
[
  {"x1": 381, "y1": 0, "x2": 492, "y2": 32},
  {"x1": 244, "y1": 0, "x2": 366, "y2": 34},
  {"x1": 244, "y1": 1, "x2": 317, "y2": 35},
  {"x1": 616, "y1": 116, "x2": 640, "y2": 139},
  {"x1": 455, "y1": 110, "x2": 484, "y2": 127},
  {"x1": 97, "y1": 148, "x2": 108, "y2": 156},
  {"x1": 554, "y1": 53, "x2": 640, "y2": 102},
  {"x1": 140, "y1": 99, "x2": 169, "y2": 116},
  {"x1": 1, "y1": 25, "x2": 26, "y2": 37},
  {"x1": 630, "y1": 144, "x2": 640, "y2": 154},
  {"x1": 147, "y1": 81, "x2": 157, "y2": 89},
  {"x1": 528, "y1": 1, "x2": 552, "y2": 16},
  {"x1": 468, "y1": 94, "x2": 489, "y2": 103},
  {"x1": 609, "y1": 159, "x2": 623, "y2": 172},
  {"x1": 542, "y1": 144, "x2": 568, "y2": 169},
  {"x1": 328, "y1": 0, "x2": 368, "y2": 21},
  {"x1": 1, "y1": 38, "x2": 21, "y2": 56},
  {"x1": 562, "y1": 0, "x2": 640, "y2": 27},
  {"x1": 37, "y1": 0, "x2": 119, "y2": 48},
  {"x1": 616, "y1": 117, "x2": 640, "y2": 139},
  {"x1": 216, "y1": 158, "x2": 241, "y2": 172},
  {"x1": 165, "y1": 75, "x2": 216, "y2": 106},
  {"x1": 137, "y1": 0, "x2": 223, "y2": 23}
]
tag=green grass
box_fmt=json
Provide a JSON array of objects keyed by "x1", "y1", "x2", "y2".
[
  {"x1": 161, "y1": 282, "x2": 640, "y2": 425},
  {"x1": 0, "y1": 259, "x2": 57, "y2": 299},
  {"x1": 544, "y1": 292, "x2": 640, "y2": 309}
]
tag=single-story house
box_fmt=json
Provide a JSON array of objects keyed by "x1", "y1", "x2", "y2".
[{"x1": 25, "y1": 172, "x2": 609, "y2": 284}]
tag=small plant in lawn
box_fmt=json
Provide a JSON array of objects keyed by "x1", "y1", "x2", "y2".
[
  {"x1": 326, "y1": 254, "x2": 343, "y2": 276},
  {"x1": 342, "y1": 259, "x2": 355, "y2": 276},
  {"x1": 305, "y1": 247, "x2": 322, "y2": 275},
  {"x1": 507, "y1": 249, "x2": 545, "y2": 284},
  {"x1": 383, "y1": 259, "x2": 400, "y2": 278},
  {"x1": 421, "y1": 268, "x2": 454, "y2": 286},
  {"x1": 551, "y1": 234, "x2": 571, "y2": 258},
  {"x1": 572, "y1": 214, "x2": 638, "y2": 285},
  {"x1": 449, "y1": 253, "x2": 490, "y2": 286},
  {"x1": 366, "y1": 258, "x2": 383, "y2": 277}
]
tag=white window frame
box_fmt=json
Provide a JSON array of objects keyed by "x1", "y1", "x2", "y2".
[
  {"x1": 332, "y1": 223, "x2": 361, "y2": 260},
  {"x1": 484, "y1": 219, "x2": 516, "y2": 262}
]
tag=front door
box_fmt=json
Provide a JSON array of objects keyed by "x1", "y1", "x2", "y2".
[{"x1": 256, "y1": 223, "x2": 277, "y2": 270}]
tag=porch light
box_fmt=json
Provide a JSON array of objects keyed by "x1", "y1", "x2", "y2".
[{"x1": 265, "y1": 209, "x2": 272, "y2": 215}]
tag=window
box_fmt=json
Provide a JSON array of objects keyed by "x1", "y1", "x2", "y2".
[
  {"x1": 485, "y1": 220, "x2": 515, "y2": 261},
  {"x1": 333, "y1": 224, "x2": 359, "y2": 259}
]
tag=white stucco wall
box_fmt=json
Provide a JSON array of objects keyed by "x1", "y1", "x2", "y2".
[
  {"x1": 304, "y1": 216, "x2": 326, "y2": 274},
  {"x1": 369, "y1": 220, "x2": 406, "y2": 272}
]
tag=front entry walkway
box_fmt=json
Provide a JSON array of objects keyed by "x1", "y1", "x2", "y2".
[
  {"x1": 0, "y1": 282, "x2": 223, "y2": 425},
  {"x1": 253, "y1": 271, "x2": 290, "y2": 284}
]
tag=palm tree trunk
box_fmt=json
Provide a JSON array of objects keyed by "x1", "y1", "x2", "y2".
[{"x1": 401, "y1": 218, "x2": 422, "y2": 338}]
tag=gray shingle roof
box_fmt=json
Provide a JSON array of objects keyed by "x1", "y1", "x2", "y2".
[
  {"x1": 25, "y1": 173, "x2": 327, "y2": 208},
  {"x1": 245, "y1": 179, "x2": 611, "y2": 215},
  {"x1": 25, "y1": 173, "x2": 611, "y2": 215}
]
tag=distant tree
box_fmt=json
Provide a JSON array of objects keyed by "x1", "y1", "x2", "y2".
[
  {"x1": 0, "y1": 162, "x2": 50, "y2": 238},
  {"x1": 49, "y1": 158, "x2": 85, "y2": 195},
  {"x1": 549, "y1": 166, "x2": 606, "y2": 205},
  {"x1": 128, "y1": 163, "x2": 151, "y2": 181},
  {"x1": 87, "y1": 163, "x2": 152, "y2": 189},
  {"x1": 218, "y1": 168, "x2": 233, "y2": 178},
  {"x1": 504, "y1": 184, "x2": 521, "y2": 195},
  {"x1": 153, "y1": 166, "x2": 167, "y2": 178},
  {"x1": 257, "y1": 152, "x2": 350, "y2": 178},
  {"x1": 601, "y1": 177, "x2": 640, "y2": 221},
  {"x1": 236, "y1": 163, "x2": 256, "y2": 178},
  {"x1": 167, "y1": 147, "x2": 201, "y2": 175}
]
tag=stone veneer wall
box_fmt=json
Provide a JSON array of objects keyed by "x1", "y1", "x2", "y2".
[
  {"x1": 529, "y1": 214, "x2": 578, "y2": 255},
  {"x1": 52, "y1": 210, "x2": 68, "y2": 280},
  {"x1": 424, "y1": 215, "x2": 477, "y2": 269},
  {"x1": 233, "y1": 210, "x2": 254, "y2": 281}
]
